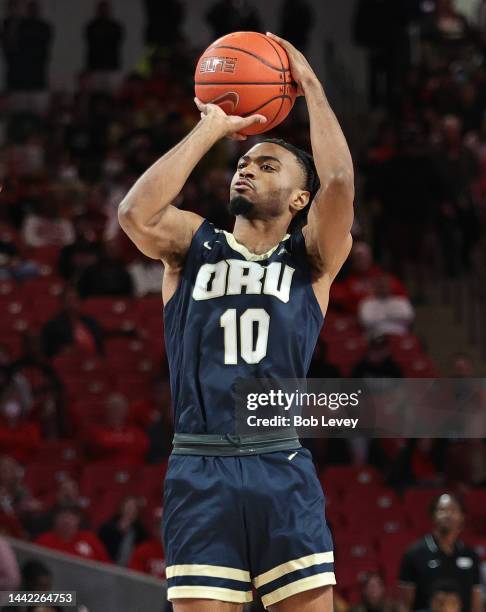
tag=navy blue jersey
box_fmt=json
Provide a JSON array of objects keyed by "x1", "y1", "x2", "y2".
[{"x1": 163, "y1": 219, "x2": 324, "y2": 434}]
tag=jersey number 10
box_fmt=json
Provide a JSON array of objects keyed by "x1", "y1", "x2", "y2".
[{"x1": 220, "y1": 308, "x2": 269, "y2": 364}]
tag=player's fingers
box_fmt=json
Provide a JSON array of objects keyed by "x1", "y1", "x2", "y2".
[
  {"x1": 194, "y1": 97, "x2": 207, "y2": 113},
  {"x1": 240, "y1": 114, "x2": 267, "y2": 129},
  {"x1": 266, "y1": 31, "x2": 292, "y2": 50},
  {"x1": 227, "y1": 133, "x2": 247, "y2": 141}
]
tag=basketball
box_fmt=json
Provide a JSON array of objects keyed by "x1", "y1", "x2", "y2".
[{"x1": 194, "y1": 31, "x2": 298, "y2": 136}]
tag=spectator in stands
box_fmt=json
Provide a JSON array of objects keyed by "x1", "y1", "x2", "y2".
[
  {"x1": 351, "y1": 334, "x2": 403, "y2": 378},
  {"x1": 88, "y1": 393, "x2": 149, "y2": 466},
  {"x1": 399, "y1": 493, "x2": 482, "y2": 612},
  {"x1": 41, "y1": 287, "x2": 104, "y2": 358},
  {"x1": 0, "y1": 343, "x2": 33, "y2": 415},
  {"x1": 351, "y1": 572, "x2": 392, "y2": 612},
  {"x1": 16, "y1": 0, "x2": 53, "y2": 91},
  {"x1": 0, "y1": 536, "x2": 20, "y2": 590},
  {"x1": 99, "y1": 495, "x2": 147, "y2": 566},
  {"x1": 58, "y1": 217, "x2": 103, "y2": 283},
  {"x1": 84, "y1": 1, "x2": 124, "y2": 87},
  {"x1": 420, "y1": 0, "x2": 479, "y2": 73},
  {"x1": 331, "y1": 242, "x2": 407, "y2": 315},
  {"x1": 388, "y1": 439, "x2": 445, "y2": 488},
  {"x1": 27, "y1": 476, "x2": 90, "y2": 539},
  {"x1": 279, "y1": 0, "x2": 314, "y2": 51},
  {"x1": 143, "y1": 0, "x2": 185, "y2": 46},
  {"x1": 22, "y1": 198, "x2": 75, "y2": 248},
  {"x1": 77, "y1": 240, "x2": 133, "y2": 298},
  {"x1": 0, "y1": 238, "x2": 40, "y2": 281},
  {"x1": 0, "y1": 0, "x2": 23, "y2": 91},
  {"x1": 10, "y1": 332, "x2": 64, "y2": 437},
  {"x1": 128, "y1": 506, "x2": 165, "y2": 580},
  {"x1": 358, "y1": 274, "x2": 415, "y2": 338},
  {"x1": 0, "y1": 387, "x2": 41, "y2": 464},
  {"x1": 35, "y1": 505, "x2": 110, "y2": 563},
  {"x1": 0, "y1": 455, "x2": 41, "y2": 537},
  {"x1": 206, "y1": 0, "x2": 261, "y2": 40},
  {"x1": 432, "y1": 115, "x2": 480, "y2": 275}
]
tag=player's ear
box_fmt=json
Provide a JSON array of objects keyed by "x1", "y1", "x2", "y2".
[{"x1": 290, "y1": 189, "x2": 310, "y2": 214}]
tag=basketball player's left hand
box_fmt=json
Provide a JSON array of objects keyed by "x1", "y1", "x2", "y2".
[{"x1": 265, "y1": 32, "x2": 317, "y2": 96}]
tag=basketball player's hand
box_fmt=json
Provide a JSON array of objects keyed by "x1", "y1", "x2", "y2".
[
  {"x1": 194, "y1": 97, "x2": 266, "y2": 141},
  {"x1": 265, "y1": 32, "x2": 318, "y2": 96}
]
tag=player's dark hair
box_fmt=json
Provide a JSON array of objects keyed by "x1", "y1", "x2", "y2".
[
  {"x1": 429, "y1": 492, "x2": 466, "y2": 516},
  {"x1": 260, "y1": 138, "x2": 320, "y2": 233}
]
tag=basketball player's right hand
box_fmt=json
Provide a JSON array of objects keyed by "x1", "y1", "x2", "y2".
[{"x1": 194, "y1": 97, "x2": 266, "y2": 141}]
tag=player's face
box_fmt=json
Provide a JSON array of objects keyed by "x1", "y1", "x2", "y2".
[{"x1": 229, "y1": 142, "x2": 308, "y2": 222}]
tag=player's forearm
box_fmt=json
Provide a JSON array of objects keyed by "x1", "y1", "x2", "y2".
[
  {"x1": 118, "y1": 115, "x2": 225, "y2": 228},
  {"x1": 303, "y1": 77, "x2": 354, "y2": 193}
]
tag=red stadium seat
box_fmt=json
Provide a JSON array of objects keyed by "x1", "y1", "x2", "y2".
[
  {"x1": 135, "y1": 463, "x2": 168, "y2": 504},
  {"x1": 464, "y1": 490, "x2": 486, "y2": 535},
  {"x1": 403, "y1": 487, "x2": 442, "y2": 531},
  {"x1": 32, "y1": 441, "x2": 82, "y2": 464},
  {"x1": 22, "y1": 275, "x2": 64, "y2": 298},
  {"x1": 80, "y1": 463, "x2": 140, "y2": 500},
  {"x1": 320, "y1": 465, "x2": 383, "y2": 497}
]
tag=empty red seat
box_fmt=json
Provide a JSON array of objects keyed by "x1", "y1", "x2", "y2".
[
  {"x1": 321, "y1": 465, "x2": 383, "y2": 497},
  {"x1": 80, "y1": 463, "x2": 140, "y2": 500},
  {"x1": 22, "y1": 275, "x2": 64, "y2": 298},
  {"x1": 24, "y1": 463, "x2": 80, "y2": 499}
]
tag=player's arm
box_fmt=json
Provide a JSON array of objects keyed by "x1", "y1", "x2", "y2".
[
  {"x1": 472, "y1": 586, "x2": 484, "y2": 612},
  {"x1": 267, "y1": 33, "x2": 354, "y2": 280},
  {"x1": 398, "y1": 584, "x2": 416, "y2": 612},
  {"x1": 118, "y1": 104, "x2": 266, "y2": 266}
]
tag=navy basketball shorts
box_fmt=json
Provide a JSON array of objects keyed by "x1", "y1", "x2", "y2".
[{"x1": 162, "y1": 447, "x2": 335, "y2": 608}]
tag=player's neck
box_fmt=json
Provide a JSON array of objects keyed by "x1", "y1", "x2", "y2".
[{"x1": 232, "y1": 217, "x2": 288, "y2": 255}]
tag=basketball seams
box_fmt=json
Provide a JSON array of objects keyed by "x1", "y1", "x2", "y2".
[
  {"x1": 242, "y1": 95, "x2": 291, "y2": 117},
  {"x1": 208, "y1": 44, "x2": 290, "y2": 73},
  {"x1": 258, "y1": 33, "x2": 285, "y2": 73}
]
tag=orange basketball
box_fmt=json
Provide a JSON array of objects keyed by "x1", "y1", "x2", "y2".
[{"x1": 194, "y1": 31, "x2": 298, "y2": 136}]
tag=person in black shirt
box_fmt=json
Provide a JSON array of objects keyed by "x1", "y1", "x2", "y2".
[
  {"x1": 399, "y1": 493, "x2": 482, "y2": 612},
  {"x1": 84, "y1": 1, "x2": 124, "y2": 73},
  {"x1": 352, "y1": 334, "x2": 403, "y2": 378}
]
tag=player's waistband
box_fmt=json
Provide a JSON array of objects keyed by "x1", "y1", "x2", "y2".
[{"x1": 172, "y1": 431, "x2": 301, "y2": 456}]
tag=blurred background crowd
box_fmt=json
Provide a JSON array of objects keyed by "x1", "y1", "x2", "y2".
[{"x1": 0, "y1": 0, "x2": 486, "y2": 611}]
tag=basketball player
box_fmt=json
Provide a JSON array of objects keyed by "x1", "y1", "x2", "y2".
[{"x1": 118, "y1": 33, "x2": 354, "y2": 612}]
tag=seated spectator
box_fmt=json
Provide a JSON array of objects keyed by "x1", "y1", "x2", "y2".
[
  {"x1": 99, "y1": 496, "x2": 147, "y2": 565},
  {"x1": 420, "y1": 0, "x2": 479, "y2": 72},
  {"x1": 358, "y1": 274, "x2": 414, "y2": 337},
  {"x1": 128, "y1": 506, "x2": 165, "y2": 580},
  {"x1": 26, "y1": 476, "x2": 90, "y2": 539},
  {"x1": 88, "y1": 393, "x2": 149, "y2": 466},
  {"x1": 331, "y1": 242, "x2": 407, "y2": 314},
  {"x1": 0, "y1": 343, "x2": 33, "y2": 415},
  {"x1": 128, "y1": 255, "x2": 163, "y2": 297},
  {"x1": 41, "y1": 287, "x2": 104, "y2": 358},
  {"x1": 58, "y1": 217, "x2": 103, "y2": 283},
  {"x1": 0, "y1": 536, "x2": 20, "y2": 590},
  {"x1": 0, "y1": 238, "x2": 40, "y2": 280},
  {"x1": 35, "y1": 505, "x2": 110, "y2": 563},
  {"x1": 21, "y1": 199, "x2": 75, "y2": 248},
  {"x1": 77, "y1": 240, "x2": 133, "y2": 298},
  {"x1": 399, "y1": 493, "x2": 481, "y2": 612},
  {"x1": 351, "y1": 573, "x2": 393, "y2": 612},
  {"x1": 351, "y1": 334, "x2": 403, "y2": 378},
  {"x1": 388, "y1": 439, "x2": 444, "y2": 488},
  {"x1": 0, "y1": 389, "x2": 41, "y2": 463},
  {"x1": 10, "y1": 332, "x2": 64, "y2": 437},
  {"x1": 0, "y1": 455, "x2": 40, "y2": 537}
]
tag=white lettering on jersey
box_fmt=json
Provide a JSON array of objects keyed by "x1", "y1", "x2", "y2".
[
  {"x1": 227, "y1": 260, "x2": 265, "y2": 295},
  {"x1": 192, "y1": 259, "x2": 295, "y2": 303},
  {"x1": 263, "y1": 262, "x2": 294, "y2": 303},
  {"x1": 192, "y1": 260, "x2": 228, "y2": 300}
]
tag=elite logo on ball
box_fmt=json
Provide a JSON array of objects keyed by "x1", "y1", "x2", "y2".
[{"x1": 200, "y1": 56, "x2": 237, "y2": 74}]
